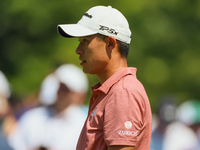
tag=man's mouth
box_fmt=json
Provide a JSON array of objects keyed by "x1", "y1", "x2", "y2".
[
  {"x1": 79, "y1": 56, "x2": 86, "y2": 65},
  {"x1": 80, "y1": 60, "x2": 86, "y2": 65}
]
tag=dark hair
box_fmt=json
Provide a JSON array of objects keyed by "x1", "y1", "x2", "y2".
[
  {"x1": 117, "y1": 39, "x2": 130, "y2": 58},
  {"x1": 97, "y1": 34, "x2": 130, "y2": 58}
]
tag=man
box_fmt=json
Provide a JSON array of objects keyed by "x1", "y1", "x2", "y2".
[{"x1": 57, "y1": 5, "x2": 152, "y2": 150}]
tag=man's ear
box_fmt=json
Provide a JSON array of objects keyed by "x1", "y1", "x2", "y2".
[{"x1": 107, "y1": 36, "x2": 117, "y2": 51}]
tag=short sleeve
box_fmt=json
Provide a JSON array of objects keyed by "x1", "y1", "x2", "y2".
[{"x1": 104, "y1": 85, "x2": 145, "y2": 146}]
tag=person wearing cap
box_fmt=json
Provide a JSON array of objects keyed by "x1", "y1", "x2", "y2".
[
  {"x1": 8, "y1": 64, "x2": 89, "y2": 150},
  {"x1": 58, "y1": 6, "x2": 152, "y2": 150}
]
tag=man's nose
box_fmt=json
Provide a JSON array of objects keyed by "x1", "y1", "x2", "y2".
[{"x1": 76, "y1": 44, "x2": 83, "y2": 55}]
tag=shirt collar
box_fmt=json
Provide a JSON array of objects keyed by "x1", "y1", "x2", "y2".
[{"x1": 91, "y1": 67, "x2": 137, "y2": 94}]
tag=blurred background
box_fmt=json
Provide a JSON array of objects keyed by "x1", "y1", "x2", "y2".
[{"x1": 0, "y1": 0, "x2": 200, "y2": 149}]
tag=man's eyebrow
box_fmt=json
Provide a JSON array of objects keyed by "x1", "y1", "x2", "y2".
[{"x1": 78, "y1": 37, "x2": 84, "y2": 41}]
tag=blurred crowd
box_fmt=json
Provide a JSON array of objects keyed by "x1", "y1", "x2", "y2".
[
  {"x1": 1, "y1": 64, "x2": 200, "y2": 150},
  {"x1": 151, "y1": 96, "x2": 200, "y2": 150},
  {"x1": 0, "y1": 64, "x2": 89, "y2": 150}
]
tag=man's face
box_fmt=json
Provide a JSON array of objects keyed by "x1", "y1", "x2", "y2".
[{"x1": 76, "y1": 34, "x2": 109, "y2": 75}]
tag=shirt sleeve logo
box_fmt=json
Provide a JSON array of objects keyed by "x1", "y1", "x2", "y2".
[
  {"x1": 124, "y1": 121, "x2": 132, "y2": 129},
  {"x1": 118, "y1": 121, "x2": 138, "y2": 136}
]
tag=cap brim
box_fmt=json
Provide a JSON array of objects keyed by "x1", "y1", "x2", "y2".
[{"x1": 57, "y1": 24, "x2": 97, "y2": 38}]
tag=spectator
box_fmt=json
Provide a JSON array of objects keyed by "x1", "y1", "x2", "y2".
[
  {"x1": 9, "y1": 64, "x2": 89, "y2": 150},
  {"x1": 176, "y1": 100, "x2": 200, "y2": 150},
  {"x1": 151, "y1": 96, "x2": 198, "y2": 150},
  {"x1": 150, "y1": 96, "x2": 177, "y2": 150},
  {"x1": 0, "y1": 70, "x2": 15, "y2": 150}
]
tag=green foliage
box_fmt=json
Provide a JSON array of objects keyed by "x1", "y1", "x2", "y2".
[{"x1": 0, "y1": 0, "x2": 200, "y2": 111}]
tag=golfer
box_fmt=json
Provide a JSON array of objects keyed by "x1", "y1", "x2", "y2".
[{"x1": 57, "y1": 5, "x2": 152, "y2": 150}]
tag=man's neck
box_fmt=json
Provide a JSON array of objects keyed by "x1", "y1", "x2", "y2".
[{"x1": 97, "y1": 59, "x2": 128, "y2": 85}]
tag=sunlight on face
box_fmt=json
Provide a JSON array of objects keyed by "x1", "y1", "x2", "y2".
[{"x1": 76, "y1": 35, "x2": 109, "y2": 75}]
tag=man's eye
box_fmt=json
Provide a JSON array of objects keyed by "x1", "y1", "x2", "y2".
[
  {"x1": 79, "y1": 38, "x2": 89, "y2": 43},
  {"x1": 83, "y1": 39, "x2": 88, "y2": 42}
]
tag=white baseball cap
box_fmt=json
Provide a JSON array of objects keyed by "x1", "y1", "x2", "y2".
[
  {"x1": 39, "y1": 64, "x2": 88, "y2": 105},
  {"x1": 0, "y1": 70, "x2": 10, "y2": 98},
  {"x1": 55, "y1": 64, "x2": 88, "y2": 93},
  {"x1": 57, "y1": 6, "x2": 131, "y2": 44},
  {"x1": 39, "y1": 73, "x2": 60, "y2": 105}
]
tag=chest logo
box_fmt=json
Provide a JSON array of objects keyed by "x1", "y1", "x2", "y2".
[
  {"x1": 125, "y1": 121, "x2": 132, "y2": 129},
  {"x1": 91, "y1": 108, "x2": 97, "y2": 116}
]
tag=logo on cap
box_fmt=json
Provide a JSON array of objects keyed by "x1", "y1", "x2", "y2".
[
  {"x1": 83, "y1": 13, "x2": 92, "y2": 19},
  {"x1": 99, "y1": 25, "x2": 118, "y2": 35},
  {"x1": 125, "y1": 121, "x2": 132, "y2": 129}
]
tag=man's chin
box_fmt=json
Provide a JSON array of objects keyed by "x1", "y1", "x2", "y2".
[
  {"x1": 82, "y1": 67, "x2": 89, "y2": 74},
  {"x1": 82, "y1": 68, "x2": 95, "y2": 75}
]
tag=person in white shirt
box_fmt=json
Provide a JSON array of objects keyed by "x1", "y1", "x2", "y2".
[{"x1": 9, "y1": 64, "x2": 89, "y2": 150}]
